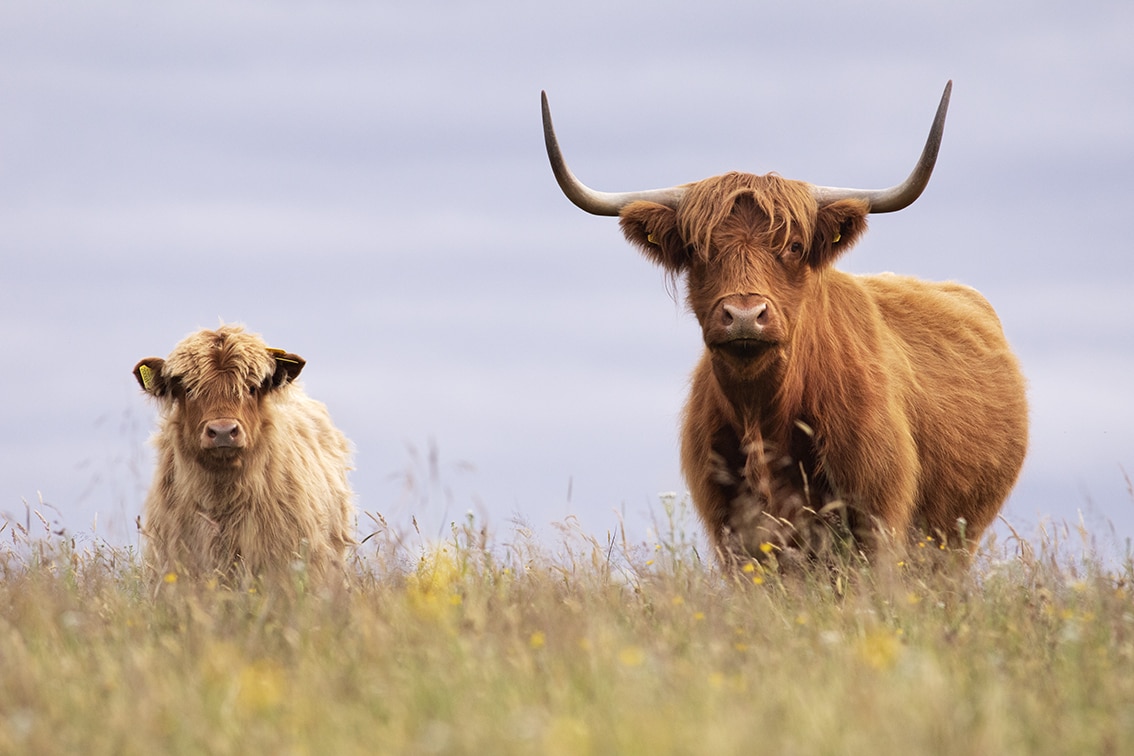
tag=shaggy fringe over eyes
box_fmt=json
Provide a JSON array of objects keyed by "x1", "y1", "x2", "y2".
[
  {"x1": 163, "y1": 325, "x2": 275, "y2": 399},
  {"x1": 677, "y1": 173, "x2": 816, "y2": 259}
]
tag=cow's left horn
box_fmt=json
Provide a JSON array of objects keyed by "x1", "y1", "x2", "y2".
[
  {"x1": 811, "y1": 81, "x2": 952, "y2": 213},
  {"x1": 542, "y1": 91, "x2": 687, "y2": 216}
]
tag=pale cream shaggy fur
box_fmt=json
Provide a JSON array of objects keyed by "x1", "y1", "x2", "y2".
[{"x1": 134, "y1": 325, "x2": 355, "y2": 583}]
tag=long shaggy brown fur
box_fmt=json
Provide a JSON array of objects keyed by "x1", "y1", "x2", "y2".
[
  {"x1": 619, "y1": 172, "x2": 1028, "y2": 566},
  {"x1": 133, "y1": 325, "x2": 355, "y2": 585}
]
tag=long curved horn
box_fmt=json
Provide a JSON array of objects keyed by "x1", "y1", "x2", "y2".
[
  {"x1": 542, "y1": 91, "x2": 686, "y2": 216},
  {"x1": 542, "y1": 81, "x2": 952, "y2": 217},
  {"x1": 810, "y1": 81, "x2": 952, "y2": 213}
]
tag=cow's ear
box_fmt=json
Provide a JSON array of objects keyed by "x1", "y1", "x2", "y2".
[
  {"x1": 810, "y1": 199, "x2": 869, "y2": 269},
  {"x1": 268, "y1": 350, "x2": 305, "y2": 388},
  {"x1": 133, "y1": 358, "x2": 168, "y2": 397},
  {"x1": 619, "y1": 201, "x2": 689, "y2": 273}
]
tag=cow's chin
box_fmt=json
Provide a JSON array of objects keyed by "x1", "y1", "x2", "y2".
[
  {"x1": 714, "y1": 338, "x2": 776, "y2": 360},
  {"x1": 711, "y1": 338, "x2": 779, "y2": 364},
  {"x1": 708, "y1": 339, "x2": 782, "y2": 382},
  {"x1": 196, "y1": 448, "x2": 245, "y2": 472}
]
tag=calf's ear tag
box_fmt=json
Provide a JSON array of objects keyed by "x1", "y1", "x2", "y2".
[
  {"x1": 647, "y1": 233, "x2": 659, "y2": 245},
  {"x1": 832, "y1": 231, "x2": 842, "y2": 244},
  {"x1": 138, "y1": 363, "x2": 156, "y2": 391},
  {"x1": 267, "y1": 347, "x2": 299, "y2": 365}
]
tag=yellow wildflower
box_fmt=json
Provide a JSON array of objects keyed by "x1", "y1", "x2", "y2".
[
  {"x1": 237, "y1": 659, "x2": 285, "y2": 714},
  {"x1": 858, "y1": 631, "x2": 902, "y2": 670},
  {"x1": 618, "y1": 646, "x2": 645, "y2": 667}
]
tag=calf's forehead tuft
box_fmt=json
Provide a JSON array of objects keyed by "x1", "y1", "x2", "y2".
[{"x1": 162, "y1": 325, "x2": 276, "y2": 391}]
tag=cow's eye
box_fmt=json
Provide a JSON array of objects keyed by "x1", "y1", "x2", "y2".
[
  {"x1": 788, "y1": 241, "x2": 805, "y2": 258},
  {"x1": 248, "y1": 384, "x2": 259, "y2": 397}
]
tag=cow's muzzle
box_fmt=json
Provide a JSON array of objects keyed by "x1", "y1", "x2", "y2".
[
  {"x1": 706, "y1": 294, "x2": 781, "y2": 358},
  {"x1": 201, "y1": 419, "x2": 244, "y2": 450},
  {"x1": 722, "y1": 299, "x2": 770, "y2": 334}
]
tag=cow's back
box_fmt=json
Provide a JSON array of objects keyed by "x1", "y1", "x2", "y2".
[{"x1": 862, "y1": 273, "x2": 1028, "y2": 541}]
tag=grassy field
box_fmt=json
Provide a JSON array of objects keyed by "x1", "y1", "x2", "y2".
[{"x1": 2, "y1": 498, "x2": 1133, "y2": 755}]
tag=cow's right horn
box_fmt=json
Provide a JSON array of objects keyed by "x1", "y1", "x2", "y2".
[{"x1": 542, "y1": 91, "x2": 687, "y2": 216}]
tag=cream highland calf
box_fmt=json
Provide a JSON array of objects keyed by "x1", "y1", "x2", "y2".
[{"x1": 134, "y1": 325, "x2": 355, "y2": 585}]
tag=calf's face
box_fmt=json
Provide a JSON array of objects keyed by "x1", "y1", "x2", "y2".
[{"x1": 134, "y1": 328, "x2": 304, "y2": 471}]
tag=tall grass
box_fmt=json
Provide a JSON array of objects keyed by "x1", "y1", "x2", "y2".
[{"x1": 2, "y1": 498, "x2": 1133, "y2": 755}]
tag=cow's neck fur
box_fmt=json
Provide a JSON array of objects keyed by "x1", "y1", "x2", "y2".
[{"x1": 714, "y1": 269, "x2": 878, "y2": 502}]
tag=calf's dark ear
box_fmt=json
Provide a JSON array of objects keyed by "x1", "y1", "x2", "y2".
[
  {"x1": 268, "y1": 349, "x2": 305, "y2": 388},
  {"x1": 133, "y1": 358, "x2": 168, "y2": 396},
  {"x1": 619, "y1": 201, "x2": 689, "y2": 273},
  {"x1": 810, "y1": 199, "x2": 869, "y2": 269}
]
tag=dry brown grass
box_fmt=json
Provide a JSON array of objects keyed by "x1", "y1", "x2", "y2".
[{"x1": 2, "y1": 497, "x2": 1133, "y2": 754}]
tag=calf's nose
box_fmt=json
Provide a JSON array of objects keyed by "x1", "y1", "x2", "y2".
[{"x1": 203, "y1": 420, "x2": 242, "y2": 448}]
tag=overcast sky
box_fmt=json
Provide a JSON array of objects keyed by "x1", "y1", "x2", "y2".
[{"x1": 2, "y1": 1, "x2": 1131, "y2": 554}]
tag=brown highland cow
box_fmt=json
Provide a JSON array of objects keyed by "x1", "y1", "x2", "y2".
[
  {"x1": 134, "y1": 325, "x2": 355, "y2": 583},
  {"x1": 542, "y1": 82, "x2": 1028, "y2": 566}
]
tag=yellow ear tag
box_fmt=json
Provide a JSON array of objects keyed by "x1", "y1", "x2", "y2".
[
  {"x1": 832, "y1": 231, "x2": 841, "y2": 244},
  {"x1": 267, "y1": 347, "x2": 299, "y2": 365},
  {"x1": 139, "y1": 364, "x2": 155, "y2": 391},
  {"x1": 647, "y1": 233, "x2": 659, "y2": 245}
]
